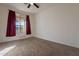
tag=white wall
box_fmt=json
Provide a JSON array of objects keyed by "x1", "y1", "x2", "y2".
[
  {"x1": 0, "y1": 4, "x2": 34, "y2": 42},
  {"x1": 0, "y1": 4, "x2": 79, "y2": 48},
  {"x1": 34, "y1": 5, "x2": 79, "y2": 48}
]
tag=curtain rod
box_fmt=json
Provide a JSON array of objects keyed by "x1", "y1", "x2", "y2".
[{"x1": 8, "y1": 9, "x2": 30, "y2": 15}]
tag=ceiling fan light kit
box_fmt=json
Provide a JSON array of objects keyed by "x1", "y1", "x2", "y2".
[{"x1": 30, "y1": 3, "x2": 33, "y2": 5}]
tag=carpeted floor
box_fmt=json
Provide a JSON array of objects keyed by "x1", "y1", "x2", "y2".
[{"x1": 0, "y1": 37, "x2": 79, "y2": 56}]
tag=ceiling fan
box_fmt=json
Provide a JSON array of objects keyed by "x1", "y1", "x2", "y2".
[{"x1": 24, "y1": 3, "x2": 39, "y2": 8}]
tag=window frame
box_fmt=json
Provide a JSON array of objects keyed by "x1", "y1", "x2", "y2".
[{"x1": 16, "y1": 13, "x2": 26, "y2": 35}]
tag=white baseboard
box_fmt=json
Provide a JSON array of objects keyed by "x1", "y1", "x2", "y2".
[
  {"x1": 1, "y1": 34, "x2": 79, "y2": 48},
  {"x1": 0, "y1": 35, "x2": 32, "y2": 43},
  {"x1": 33, "y1": 35, "x2": 79, "y2": 48}
]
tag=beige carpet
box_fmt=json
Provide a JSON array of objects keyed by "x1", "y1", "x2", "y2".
[{"x1": 0, "y1": 37, "x2": 79, "y2": 56}]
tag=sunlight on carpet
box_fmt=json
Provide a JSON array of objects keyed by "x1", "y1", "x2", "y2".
[{"x1": 0, "y1": 45, "x2": 16, "y2": 56}]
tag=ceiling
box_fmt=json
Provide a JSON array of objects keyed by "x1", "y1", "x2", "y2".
[
  {"x1": 3, "y1": 3, "x2": 54, "y2": 14},
  {"x1": 1, "y1": 3, "x2": 79, "y2": 14}
]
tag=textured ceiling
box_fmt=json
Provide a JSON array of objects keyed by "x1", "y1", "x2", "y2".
[
  {"x1": 1, "y1": 3, "x2": 79, "y2": 14},
  {"x1": 3, "y1": 3, "x2": 54, "y2": 14}
]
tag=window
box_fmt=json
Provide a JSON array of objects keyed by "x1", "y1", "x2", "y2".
[{"x1": 16, "y1": 13, "x2": 25, "y2": 35}]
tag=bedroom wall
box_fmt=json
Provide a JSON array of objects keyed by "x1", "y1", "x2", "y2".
[
  {"x1": 0, "y1": 4, "x2": 34, "y2": 42},
  {"x1": 34, "y1": 4, "x2": 79, "y2": 48}
]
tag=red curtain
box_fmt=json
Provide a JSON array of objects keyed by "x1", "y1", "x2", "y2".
[
  {"x1": 26, "y1": 15, "x2": 31, "y2": 35},
  {"x1": 6, "y1": 10, "x2": 16, "y2": 37}
]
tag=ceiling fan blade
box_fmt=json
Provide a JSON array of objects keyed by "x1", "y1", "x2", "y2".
[
  {"x1": 33, "y1": 3, "x2": 39, "y2": 8},
  {"x1": 27, "y1": 4, "x2": 31, "y2": 8},
  {"x1": 24, "y1": 3, "x2": 28, "y2": 5}
]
